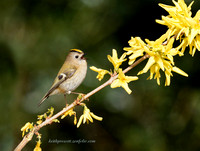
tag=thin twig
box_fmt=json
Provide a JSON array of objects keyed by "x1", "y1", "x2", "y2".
[
  {"x1": 123, "y1": 53, "x2": 150, "y2": 74},
  {"x1": 14, "y1": 54, "x2": 149, "y2": 151}
]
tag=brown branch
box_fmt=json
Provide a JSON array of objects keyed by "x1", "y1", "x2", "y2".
[
  {"x1": 123, "y1": 53, "x2": 150, "y2": 74},
  {"x1": 14, "y1": 54, "x2": 150, "y2": 151},
  {"x1": 14, "y1": 130, "x2": 34, "y2": 151}
]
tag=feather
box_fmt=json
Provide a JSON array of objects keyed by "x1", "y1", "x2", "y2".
[{"x1": 38, "y1": 68, "x2": 76, "y2": 106}]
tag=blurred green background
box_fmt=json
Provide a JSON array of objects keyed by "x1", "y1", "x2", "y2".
[{"x1": 1, "y1": 0, "x2": 200, "y2": 150}]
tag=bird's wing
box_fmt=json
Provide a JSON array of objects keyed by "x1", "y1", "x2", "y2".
[
  {"x1": 50, "y1": 68, "x2": 76, "y2": 92},
  {"x1": 38, "y1": 68, "x2": 76, "y2": 106}
]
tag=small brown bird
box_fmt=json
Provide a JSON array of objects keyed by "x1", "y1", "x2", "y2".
[{"x1": 39, "y1": 49, "x2": 87, "y2": 106}]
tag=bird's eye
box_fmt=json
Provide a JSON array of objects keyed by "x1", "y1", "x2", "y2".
[
  {"x1": 58, "y1": 74, "x2": 63, "y2": 80},
  {"x1": 75, "y1": 55, "x2": 79, "y2": 59}
]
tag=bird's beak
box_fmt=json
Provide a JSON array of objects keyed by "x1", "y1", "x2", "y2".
[{"x1": 81, "y1": 53, "x2": 86, "y2": 60}]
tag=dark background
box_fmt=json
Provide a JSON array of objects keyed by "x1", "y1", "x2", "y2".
[{"x1": 0, "y1": 0, "x2": 200, "y2": 150}]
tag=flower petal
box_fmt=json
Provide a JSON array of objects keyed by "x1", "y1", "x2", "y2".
[
  {"x1": 77, "y1": 115, "x2": 84, "y2": 128},
  {"x1": 141, "y1": 57, "x2": 156, "y2": 73},
  {"x1": 125, "y1": 76, "x2": 139, "y2": 83},
  {"x1": 111, "y1": 79, "x2": 121, "y2": 88},
  {"x1": 172, "y1": 66, "x2": 188, "y2": 77},
  {"x1": 122, "y1": 82, "x2": 132, "y2": 94},
  {"x1": 165, "y1": 71, "x2": 171, "y2": 86},
  {"x1": 90, "y1": 113, "x2": 103, "y2": 121}
]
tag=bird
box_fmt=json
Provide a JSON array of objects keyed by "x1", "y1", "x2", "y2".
[{"x1": 38, "y1": 49, "x2": 87, "y2": 106}]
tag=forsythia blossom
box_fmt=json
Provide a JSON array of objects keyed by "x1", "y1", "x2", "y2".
[
  {"x1": 90, "y1": 66, "x2": 110, "y2": 81},
  {"x1": 90, "y1": 49, "x2": 139, "y2": 92},
  {"x1": 156, "y1": 0, "x2": 200, "y2": 56},
  {"x1": 125, "y1": 31, "x2": 188, "y2": 86},
  {"x1": 139, "y1": 34, "x2": 188, "y2": 86},
  {"x1": 34, "y1": 135, "x2": 42, "y2": 151},
  {"x1": 61, "y1": 107, "x2": 77, "y2": 125},
  {"x1": 107, "y1": 49, "x2": 127, "y2": 71},
  {"x1": 21, "y1": 122, "x2": 33, "y2": 137},
  {"x1": 77, "y1": 104, "x2": 103, "y2": 128},
  {"x1": 34, "y1": 140, "x2": 42, "y2": 151},
  {"x1": 111, "y1": 68, "x2": 138, "y2": 94},
  {"x1": 124, "y1": 37, "x2": 146, "y2": 65},
  {"x1": 36, "y1": 107, "x2": 59, "y2": 125}
]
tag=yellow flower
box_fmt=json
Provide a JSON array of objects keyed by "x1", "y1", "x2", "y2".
[
  {"x1": 111, "y1": 68, "x2": 138, "y2": 94},
  {"x1": 61, "y1": 108, "x2": 75, "y2": 118},
  {"x1": 52, "y1": 119, "x2": 60, "y2": 123},
  {"x1": 107, "y1": 49, "x2": 127, "y2": 71},
  {"x1": 36, "y1": 120, "x2": 43, "y2": 125},
  {"x1": 124, "y1": 37, "x2": 146, "y2": 65},
  {"x1": 156, "y1": 0, "x2": 200, "y2": 56},
  {"x1": 47, "y1": 107, "x2": 54, "y2": 118},
  {"x1": 21, "y1": 122, "x2": 34, "y2": 137},
  {"x1": 61, "y1": 107, "x2": 77, "y2": 125},
  {"x1": 146, "y1": 60, "x2": 188, "y2": 86},
  {"x1": 33, "y1": 141, "x2": 42, "y2": 151},
  {"x1": 137, "y1": 34, "x2": 188, "y2": 86},
  {"x1": 34, "y1": 135, "x2": 42, "y2": 151},
  {"x1": 189, "y1": 35, "x2": 200, "y2": 56},
  {"x1": 90, "y1": 66, "x2": 110, "y2": 81},
  {"x1": 36, "y1": 107, "x2": 55, "y2": 125},
  {"x1": 147, "y1": 64, "x2": 161, "y2": 85},
  {"x1": 77, "y1": 105, "x2": 103, "y2": 128}
]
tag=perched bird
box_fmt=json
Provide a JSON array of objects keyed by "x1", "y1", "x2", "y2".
[{"x1": 38, "y1": 49, "x2": 87, "y2": 106}]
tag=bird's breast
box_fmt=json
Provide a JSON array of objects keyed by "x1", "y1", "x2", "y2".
[{"x1": 59, "y1": 64, "x2": 87, "y2": 93}]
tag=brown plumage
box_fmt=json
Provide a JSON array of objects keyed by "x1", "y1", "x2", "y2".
[{"x1": 38, "y1": 49, "x2": 87, "y2": 106}]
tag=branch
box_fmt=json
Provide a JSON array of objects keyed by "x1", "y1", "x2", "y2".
[{"x1": 14, "y1": 54, "x2": 150, "y2": 151}]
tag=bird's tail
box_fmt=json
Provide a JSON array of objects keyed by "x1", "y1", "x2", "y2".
[{"x1": 38, "y1": 81, "x2": 60, "y2": 106}]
